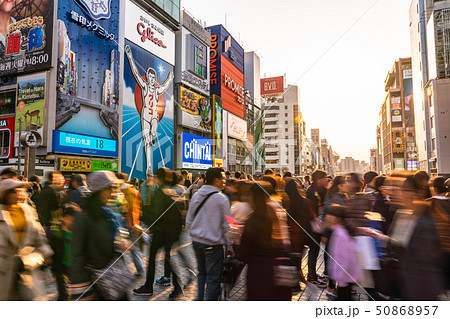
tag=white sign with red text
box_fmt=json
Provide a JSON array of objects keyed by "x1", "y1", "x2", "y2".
[
  {"x1": 125, "y1": 0, "x2": 175, "y2": 65},
  {"x1": 227, "y1": 112, "x2": 247, "y2": 141}
]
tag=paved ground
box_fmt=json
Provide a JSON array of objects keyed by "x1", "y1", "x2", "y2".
[
  {"x1": 42, "y1": 230, "x2": 372, "y2": 301},
  {"x1": 42, "y1": 230, "x2": 449, "y2": 301}
]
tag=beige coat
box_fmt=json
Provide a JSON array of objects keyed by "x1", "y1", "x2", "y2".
[{"x1": 0, "y1": 203, "x2": 53, "y2": 300}]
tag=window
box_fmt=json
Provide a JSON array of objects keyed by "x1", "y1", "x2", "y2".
[
  {"x1": 0, "y1": 130, "x2": 11, "y2": 158},
  {"x1": 0, "y1": 89, "x2": 16, "y2": 116},
  {"x1": 285, "y1": 128, "x2": 288, "y2": 132},
  {"x1": 285, "y1": 121, "x2": 288, "y2": 124},
  {"x1": 431, "y1": 116, "x2": 434, "y2": 129},
  {"x1": 285, "y1": 105, "x2": 288, "y2": 109},
  {"x1": 432, "y1": 138, "x2": 436, "y2": 151},
  {"x1": 285, "y1": 113, "x2": 288, "y2": 117},
  {"x1": 265, "y1": 129, "x2": 277, "y2": 133}
]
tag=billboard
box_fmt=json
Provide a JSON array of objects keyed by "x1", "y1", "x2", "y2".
[
  {"x1": 0, "y1": 116, "x2": 15, "y2": 158},
  {"x1": 121, "y1": 1, "x2": 175, "y2": 179},
  {"x1": 179, "y1": 86, "x2": 211, "y2": 131},
  {"x1": 182, "y1": 132, "x2": 212, "y2": 170},
  {"x1": 0, "y1": 0, "x2": 54, "y2": 76},
  {"x1": 211, "y1": 95, "x2": 223, "y2": 166},
  {"x1": 260, "y1": 76, "x2": 284, "y2": 96},
  {"x1": 208, "y1": 25, "x2": 245, "y2": 118},
  {"x1": 227, "y1": 112, "x2": 247, "y2": 141},
  {"x1": 392, "y1": 129, "x2": 404, "y2": 153},
  {"x1": 55, "y1": 0, "x2": 119, "y2": 150},
  {"x1": 53, "y1": 130, "x2": 118, "y2": 158},
  {"x1": 15, "y1": 72, "x2": 45, "y2": 146}
]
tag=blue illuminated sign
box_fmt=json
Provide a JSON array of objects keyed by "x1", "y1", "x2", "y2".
[
  {"x1": 53, "y1": 130, "x2": 118, "y2": 158},
  {"x1": 182, "y1": 132, "x2": 212, "y2": 169}
]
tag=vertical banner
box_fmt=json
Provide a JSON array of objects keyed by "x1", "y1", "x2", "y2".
[
  {"x1": 254, "y1": 108, "x2": 265, "y2": 173},
  {"x1": 0, "y1": 0, "x2": 54, "y2": 76},
  {"x1": 15, "y1": 72, "x2": 46, "y2": 146},
  {"x1": 211, "y1": 95, "x2": 223, "y2": 167},
  {"x1": 121, "y1": 1, "x2": 175, "y2": 179}
]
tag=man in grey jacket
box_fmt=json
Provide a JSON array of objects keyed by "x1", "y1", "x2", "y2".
[{"x1": 185, "y1": 167, "x2": 231, "y2": 301}]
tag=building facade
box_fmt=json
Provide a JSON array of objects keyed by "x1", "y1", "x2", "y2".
[
  {"x1": 377, "y1": 58, "x2": 417, "y2": 174},
  {"x1": 410, "y1": 0, "x2": 450, "y2": 175}
]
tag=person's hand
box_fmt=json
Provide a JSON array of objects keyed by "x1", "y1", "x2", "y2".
[
  {"x1": 117, "y1": 240, "x2": 132, "y2": 251},
  {"x1": 358, "y1": 227, "x2": 389, "y2": 242}
]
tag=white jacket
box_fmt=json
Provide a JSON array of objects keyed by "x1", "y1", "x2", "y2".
[{"x1": 186, "y1": 185, "x2": 231, "y2": 246}]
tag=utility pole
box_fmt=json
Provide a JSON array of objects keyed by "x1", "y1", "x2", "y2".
[{"x1": 17, "y1": 118, "x2": 22, "y2": 176}]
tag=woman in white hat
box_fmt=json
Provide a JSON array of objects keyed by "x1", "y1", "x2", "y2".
[
  {"x1": 69, "y1": 171, "x2": 132, "y2": 300},
  {"x1": 0, "y1": 179, "x2": 53, "y2": 300}
]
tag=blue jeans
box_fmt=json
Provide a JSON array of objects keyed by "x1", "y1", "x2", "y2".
[{"x1": 192, "y1": 242, "x2": 224, "y2": 301}]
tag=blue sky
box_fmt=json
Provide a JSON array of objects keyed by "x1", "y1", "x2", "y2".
[{"x1": 181, "y1": 0, "x2": 412, "y2": 162}]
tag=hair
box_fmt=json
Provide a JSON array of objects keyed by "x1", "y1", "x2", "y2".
[
  {"x1": 236, "y1": 180, "x2": 254, "y2": 201},
  {"x1": 245, "y1": 182, "x2": 275, "y2": 248},
  {"x1": 431, "y1": 176, "x2": 447, "y2": 194},
  {"x1": 311, "y1": 169, "x2": 327, "y2": 182},
  {"x1": 247, "y1": 174, "x2": 253, "y2": 180},
  {"x1": 414, "y1": 170, "x2": 429, "y2": 183},
  {"x1": 264, "y1": 169, "x2": 274, "y2": 175},
  {"x1": 363, "y1": 171, "x2": 379, "y2": 185},
  {"x1": 200, "y1": 173, "x2": 206, "y2": 180},
  {"x1": 71, "y1": 174, "x2": 84, "y2": 186},
  {"x1": 225, "y1": 178, "x2": 236, "y2": 187},
  {"x1": 225, "y1": 171, "x2": 231, "y2": 176},
  {"x1": 374, "y1": 175, "x2": 386, "y2": 192},
  {"x1": 326, "y1": 175, "x2": 347, "y2": 199},
  {"x1": 173, "y1": 171, "x2": 183, "y2": 185},
  {"x1": 347, "y1": 172, "x2": 362, "y2": 193},
  {"x1": 205, "y1": 167, "x2": 224, "y2": 185},
  {"x1": 181, "y1": 170, "x2": 189, "y2": 176},
  {"x1": 62, "y1": 203, "x2": 82, "y2": 217},
  {"x1": 327, "y1": 204, "x2": 346, "y2": 219},
  {"x1": 1, "y1": 167, "x2": 17, "y2": 178},
  {"x1": 18, "y1": 176, "x2": 25, "y2": 181},
  {"x1": 156, "y1": 167, "x2": 174, "y2": 186},
  {"x1": 260, "y1": 176, "x2": 276, "y2": 195},
  {"x1": 304, "y1": 175, "x2": 311, "y2": 183},
  {"x1": 283, "y1": 171, "x2": 292, "y2": 178},
  {"x1": 46, "y1": 171, "x2": 56, "y2": 182},
  {"x1": 234, "y1": 171, "x2": 242, "y2": 179},
  {"x1": 29, "y1": 175, "x2": 40, "y2": 183}
]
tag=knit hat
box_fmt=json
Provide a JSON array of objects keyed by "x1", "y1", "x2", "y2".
[
  {"x1": 0, "y1": 179, "x2": 25, "y2": 199},
  {"x1": 87, "y1": 171, "x2": 119, "y2": 192}
]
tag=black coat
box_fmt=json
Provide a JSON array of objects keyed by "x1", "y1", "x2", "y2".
[
  {"x1": 35, "y1": 182, "x2": 60, "y2": 227},
  {"x1": 70, "y1": 204, "x2": 120, "y2": 285}
]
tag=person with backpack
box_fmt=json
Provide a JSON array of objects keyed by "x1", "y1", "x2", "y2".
[
  {"x1": 133, "y1": 168, "x2": 182, "y2": 297},
  {"x1": 185, "y1": 167, "x2": 231, "y2": 301}
]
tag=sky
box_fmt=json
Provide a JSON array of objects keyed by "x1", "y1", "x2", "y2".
[{"x1": 181, "y1": 0, "x2": 413, "y2": 163}]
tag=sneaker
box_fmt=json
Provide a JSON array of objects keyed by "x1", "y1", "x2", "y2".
[
  {"x1": 132, "y1": 285, "x2": 153, "y2": 296},
  {"x1": 156, "y1": 276, "x2": 171, "y2": 286},
  {"x1": 307, "y1": 278, "x2": 327, "y2": 288},
  {"x1": 325, "y1": 287, "x2": 338, "y2": 298}
]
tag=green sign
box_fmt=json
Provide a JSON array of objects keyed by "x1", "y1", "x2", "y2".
[{"x1": 92, "y1": 160, "x2": 119, "y2": 172}]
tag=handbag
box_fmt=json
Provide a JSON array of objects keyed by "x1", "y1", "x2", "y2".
[
  {"x1": 89, "y1": 256, "x2": 135, "y2": 300},
  {"x1": 273, "y1": 251, "x2": 302, "y2": 288},
  {"x1": 310, "y1": 216, "x2": 322, "y2": 233}
]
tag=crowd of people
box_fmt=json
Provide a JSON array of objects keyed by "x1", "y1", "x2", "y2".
[{"x1": 0, "y1": 165, "x2": 449, "y2": 301}]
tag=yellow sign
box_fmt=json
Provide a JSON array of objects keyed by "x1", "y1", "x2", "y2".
[
  {"x1": 213, "y1": 159, "x2": 223, "y2": 168},
  {"x1": 180, "y1": 86, "x2": 204, "y2": 115},
  {"x1": 392, "y1": 130, "x2": 404, "y2": 153},
  {"x1": 60, "y1": 158, "x2": 92, "y2": 172}
]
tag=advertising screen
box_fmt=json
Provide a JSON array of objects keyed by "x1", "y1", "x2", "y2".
[
  {"x1": 212, "y1": 95, "x2": 223, "y2": 165},
  {"x1": 227, "y1": 112, "x2": 247, "y2": 141},
  {"x1": 261, "y1": 76, "x2": 284, "y2": 96},
  {"x1": 121, "y1": 1, "x2": 175, "y2": 180},
  {"x1": 53, "y1": 130, "x2": 118, "y2": 158},
  {"x1": 0, "y1": 0, "x2": 54, "y2": 76},
  {"x1": 55, "y1": 0, "x2": 119, "y2": 150},
  {"x1": 15, "y1": 72, "x2": 45, "y2": 146},
  {"x1": 221, "y1": 57, "x2": 245, "y2": 118},
  {"x1": 180, "y1": 86, "x2": 211, "y2": 131},
  {"x1": 182, "y1": 132, "x2": 212, "y2": 170},
  {"x1": 0, "y1": 116, "x2": 15, "y2": 158}
]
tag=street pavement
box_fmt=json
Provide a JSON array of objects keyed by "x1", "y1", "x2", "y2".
[{"x1": 42, "y1": 230, "x2": 449, "y2": 301}]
